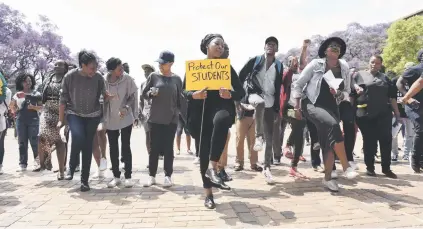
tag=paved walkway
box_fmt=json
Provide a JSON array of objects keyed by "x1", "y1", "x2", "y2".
[{"x1": 0, "y1": 127, "x2": 423, "y2": 228}]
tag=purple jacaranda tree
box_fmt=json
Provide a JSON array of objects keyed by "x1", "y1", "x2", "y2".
[
  {"x1": 278, "y1": 22, "x2": 390, "y2": 70},
  {"x1": 0, "y1": 3, "x2": 72, "y2": 83}
]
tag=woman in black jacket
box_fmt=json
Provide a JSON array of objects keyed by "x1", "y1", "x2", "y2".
[{"x1": 183, "y1": 34, "x2": 245, "y2": 209}]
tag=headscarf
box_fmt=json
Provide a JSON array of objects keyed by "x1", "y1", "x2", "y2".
[{"x1": 200, "y1": 34, "x2": 224, "y2": 55}]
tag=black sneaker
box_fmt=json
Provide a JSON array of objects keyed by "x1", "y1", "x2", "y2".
[
  {"x1": 410, "y1": 157, "x2": 420, "y2": 173},
  {"x1": 402, "y1": 155, "x2": 409, "y2": 161},
  {"x1": 366, "y1": 170, "x2": 376, "y2": 177},
  {"x1": 353, "y1": 152, "x2": 360, "y2": 159},
  {"x1": 382, "y1": 170, "x2": 397, "y2": 179},
  {"x1": 273, "y1": 158, "x2": 281, "y2": 165},
  {"x1": 218, "y1": 169, "x2": 232, "y2": 182},
  {"x1": 391, "y1": 155, "x2": 398, "y2": 162},
  {"x1": 80, "y1": 182, "x2": 90, "y2": 192},
  {"x1": 204, "y1": 195, "x2": 216, "y2": 209},
  {"x1": 205, "y1": 168, "x2": 222, "y2": 185}
]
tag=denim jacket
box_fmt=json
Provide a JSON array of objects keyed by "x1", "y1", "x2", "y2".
[{"x1": 292, "y1": 58, "x2": 351, "y2": 105}]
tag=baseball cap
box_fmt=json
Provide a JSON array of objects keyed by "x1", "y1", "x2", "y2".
[
  {"x1": 156, "y1": 51, "x2": 175, "y2": 64},
  {"x1": 265, "y1": 36, "x2": 279, "y2": 46}
]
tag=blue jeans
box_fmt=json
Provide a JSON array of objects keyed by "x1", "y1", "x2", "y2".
[
  {"x1": 67, "y1": 114, "x2": 100, "y2": 184},
  {"x1": 405, "y1": 106, "x2": 423, "y2": 170},
  {"x1": 16, "y1": 118, "x2": 39, "y2": 167},
  {"x1": 392, "y1": 118, "x2": 414, "y2": 157}
]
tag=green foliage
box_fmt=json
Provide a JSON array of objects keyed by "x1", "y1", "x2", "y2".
[{"x1": 383, "y1": 16, "x2": 423, "y2": 74}]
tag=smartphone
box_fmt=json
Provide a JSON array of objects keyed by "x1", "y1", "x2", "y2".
[{"x1": 25, "y1": 94, "x2": 42, "y2": 105}]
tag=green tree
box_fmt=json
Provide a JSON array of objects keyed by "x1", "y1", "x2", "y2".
[{"x1": 383, "y1": 16, "x2": 423, "y2": 74}]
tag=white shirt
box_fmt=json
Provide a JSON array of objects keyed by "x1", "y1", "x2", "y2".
[
  {"x1": 256, "y1": 61, "x2": 276, "y2": 108},
  {"x1": 0, "y1": 88, "x2": 12, "y2": 132}
]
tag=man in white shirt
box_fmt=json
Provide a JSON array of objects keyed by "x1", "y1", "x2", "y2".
[{"x1": 238, "y1": 37, "x2": 283, "y2": 184}]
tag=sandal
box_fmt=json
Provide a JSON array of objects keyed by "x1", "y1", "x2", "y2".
[{"x1": 251, "y1": 164, "x2": 263, "y2": 172}]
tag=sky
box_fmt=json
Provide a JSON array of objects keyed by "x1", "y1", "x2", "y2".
[{"x1": 2, "y1": 0, "x2": 423, "y2": 86}]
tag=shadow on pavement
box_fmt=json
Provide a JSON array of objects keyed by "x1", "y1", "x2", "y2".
[{"x1": 216, "y1": 201, "x2": 296, "y2": 226}]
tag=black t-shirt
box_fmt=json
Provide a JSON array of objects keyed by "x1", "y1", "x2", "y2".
[
  {"x1": 315, "y1": 65, "x2": 344, "y2": 116},
  {"x1": 402, "y1": 63, "x2": 423, "y2": 103},
  {"x1": 391, "y1": 77, "x2": 408, "y2": 118},
  {"x1": 354, "y1": 71, "x2": 396, "y2": 118}
]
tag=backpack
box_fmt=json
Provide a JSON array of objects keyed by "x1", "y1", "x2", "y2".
[
  {"x1": 245, "y1": 55, "x2": 282, "y2": 94},
  {"x1": 253, "y1": 55, "x2": 282, "y2": 75}
]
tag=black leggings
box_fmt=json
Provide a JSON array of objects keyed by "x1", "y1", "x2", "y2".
[
  {"x1": 107, "y1": 124, "x2": 133, "y2": 179},
  {"x1": 339, "y1": 101, "x2": 356, "y2": 162},
  {"x1": 285, "y1": 117, "x2": 306, "y2": 167},
  {"x1": 197, "y1": 109, "x2": 232, "y2": 189},
  {"x1": 0, "y1": 129, "x2": 7, "y2": 165}
]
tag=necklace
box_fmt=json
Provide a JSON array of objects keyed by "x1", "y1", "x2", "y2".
[{"x1": 52, "y1": 75, "x2": 63, "y2": 83}]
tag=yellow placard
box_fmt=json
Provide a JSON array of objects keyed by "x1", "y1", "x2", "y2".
[{"x1": 185, "y1": 59, "x2": 231, "y2": 91}]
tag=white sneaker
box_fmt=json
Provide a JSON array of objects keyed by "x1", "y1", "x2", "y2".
[
  {"x1": 263, "y1": 168, "x2": 275, "y2": 184},
  {"x1": 16, "y1": 165, "x2": 26, "y2": 172},
  {"x1": 124, "y1": 179, "x2": 134, "y2": 188},
  {"x1": 193, "y1": 157, "x2": 200, "y2": 165},
  {"x1": 163, "y1": 176, "x2": 173, "y2": 188},
  {"x1": 322, "y1": 179, "x2": 339, "y2": 192},
  {"x1": 253, "y1": 136, "x2": 264, "y2": 151},
  {"x1": 331, "y1": 170, "x2": 338, "y2": 179},
  {"x1": 99, "y1": 158, "x2": 107, "y2": 171},
  {"x1": 344, "y1": 167, "x2": 359, "y2": 180},
  {"x1": 143, "y1": 176, "x2": 156, "y2": 187},
  {"x1": 75, "y1": 165, "x2": 80, "y2": 172},
  {"x1": 0, "y1": 165, "x2": 3, "y2": 175},
  {"x1": 93, "y1": 170, "x2": 105, "y2": 179},
  {"x1": 176, "y1": 150, "x2": 181, "y2": 155},
  {"x1": 349, "y1": 161, "x2": 359, "y2": 170},
  {"x1": 107, "y1": 178, "x2": 121, "y2": 188},
  {"x1": 187, "y1": 150, "x2": 193, "y2": 155}
]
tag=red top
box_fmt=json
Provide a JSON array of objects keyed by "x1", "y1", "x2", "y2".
[{"x1": 279, "y1": 69, "x2": 294, "y2": 118}]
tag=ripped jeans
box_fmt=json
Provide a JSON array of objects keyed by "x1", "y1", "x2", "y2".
[{"x1": 16, "y1": 118, "x2": 39, "y2": 167}]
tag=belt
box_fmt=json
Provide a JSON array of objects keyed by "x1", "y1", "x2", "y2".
[{"x1": 357, "y1": 104, "x2": 367, "y2": 108}]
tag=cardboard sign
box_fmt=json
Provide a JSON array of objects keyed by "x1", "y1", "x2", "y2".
[{"x1": 185, "y1": 59, "x2": 231, "y2": 91}]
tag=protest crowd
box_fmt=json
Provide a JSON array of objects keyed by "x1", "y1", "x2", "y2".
[{"x1": 1, "y1": 33, "x2": 423, "y2": 210}]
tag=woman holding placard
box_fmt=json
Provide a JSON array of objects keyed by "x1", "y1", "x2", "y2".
[
  {"x1": 183, "y1": 34, "x2": 244, "y2": 209},
  {"x1": 292, "y1": 37, "x2": 358, "y2": 192}
]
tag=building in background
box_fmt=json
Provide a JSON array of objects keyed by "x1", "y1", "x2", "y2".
[{"x1": 402, "y1": 9, "x2": 423, "y2": 20}]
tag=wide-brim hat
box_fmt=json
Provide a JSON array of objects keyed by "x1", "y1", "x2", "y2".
[
  {"x1": 141, "y1": 64, "x2": 155, "y2": 72},
  {"x1": 318, "y1": 37, "x2": 346, "y2": 59}
]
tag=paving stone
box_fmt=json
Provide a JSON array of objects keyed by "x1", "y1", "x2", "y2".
[{"x1": 0, "y1": 128, "x2": 422, "y2": 228}]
